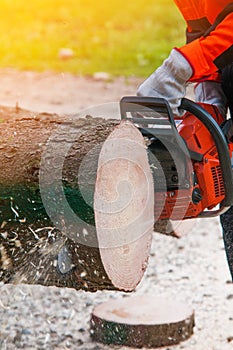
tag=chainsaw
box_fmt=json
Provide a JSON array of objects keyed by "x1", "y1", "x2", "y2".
[{"x1": 120, "y1": 96, "x2": 233, "y2": 223}]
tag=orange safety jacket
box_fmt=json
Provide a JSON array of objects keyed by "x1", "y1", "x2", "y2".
[{"x1": 173, "y1": 1, "x2": 233, "y2": 81}]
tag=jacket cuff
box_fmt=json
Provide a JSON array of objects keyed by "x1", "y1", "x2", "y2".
[{"x1": 175, "y1": 40, "x2": 218, "y2": 82}]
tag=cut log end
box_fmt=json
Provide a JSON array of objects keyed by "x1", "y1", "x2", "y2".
[
  {"x1": 90, "y1": 295, "x2": 195, "y2": 348},
  {"x1": 94, "y1": 121, "x2": 154, "y2": 291}
]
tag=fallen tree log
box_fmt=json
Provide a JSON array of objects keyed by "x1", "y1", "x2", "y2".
[{"x1": 0, "y1": 106, "x2": 154, "y2": 292}]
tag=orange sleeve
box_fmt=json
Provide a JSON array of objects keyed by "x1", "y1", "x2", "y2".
[
  {"x1": 173, "y1": 0, "x2": 211, "y2": 44},
  {"x1": 173, "y1": 0, "x2": 231, "y2": 33},
  {"x1": 178, "y1": 12, "x2": 233, "y2": 81},
  {"x1": 173, "y1": 0, "x2": 203, "y2": 24},
  {"x1": 173, "y1": 1, "x2": 233, "y2": 81}
]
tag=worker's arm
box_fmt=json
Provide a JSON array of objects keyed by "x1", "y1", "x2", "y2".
[
  {"x1": 174, "y1": 1, "x2": 233, "y2": 81},
  {"x1": 179, "y1": 12, "x2": 233, "y2": 81},
  {"x1": 137, "y1": 2, "x2": 233, "y2": 115}
]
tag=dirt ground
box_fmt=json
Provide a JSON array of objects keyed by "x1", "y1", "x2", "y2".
[
  {"x1": 0, "y1": 69, "x2": 142, "y2": 114},
  {"x1": 0, "y1": 69, "x2": 233, "y2": 350}
]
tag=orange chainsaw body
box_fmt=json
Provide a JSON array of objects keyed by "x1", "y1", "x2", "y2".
[
  {"x1": 120, "y1": 96, "x2": 233, "y2": 220},
  {"x1": 156, "y1": 104, "x2": 233, "y2": 220}
]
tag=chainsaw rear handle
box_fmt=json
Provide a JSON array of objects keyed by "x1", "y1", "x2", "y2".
[{"x1": 181, "y1": 98, "x2": 233, "y2": 213}]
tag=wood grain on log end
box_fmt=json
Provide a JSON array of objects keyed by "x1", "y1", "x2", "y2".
[
  {"x1": 94, "y1": 121, "x2": 154, "y2": 291},
  {"x1": 90, "y1": 295, "x2": 195, "y2": 348}
]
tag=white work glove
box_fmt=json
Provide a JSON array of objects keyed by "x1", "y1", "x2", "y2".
[
  {"x1": 195, "y1": 80, "x2": 228, "y2": 117},
  {"x1": 137, "y1": 49, "x2": 193, "y2": 115}
]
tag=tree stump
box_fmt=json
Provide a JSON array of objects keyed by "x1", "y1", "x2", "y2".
[
  {"x1": 90, "y1": 295, "x2": 195, "y2": 348},
  {"x1": 0, "y1": 106, "x2": 154, "y2": 292}
]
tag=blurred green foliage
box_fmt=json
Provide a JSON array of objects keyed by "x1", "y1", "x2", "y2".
[{"x1": 0, "y1": 0, "x2": 185, "y2": 76}]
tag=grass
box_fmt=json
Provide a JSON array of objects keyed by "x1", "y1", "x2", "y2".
[{"x1": 0, "y1": 0, "x2": 185, "y2": 76}]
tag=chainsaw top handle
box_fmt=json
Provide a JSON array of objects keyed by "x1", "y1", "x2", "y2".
[
  {"x1": 120, "y1": 96, "x2": 233, "y2": 213},
  {"x1": 120, "y1": 96, "x2": 176, "y2": 127}
]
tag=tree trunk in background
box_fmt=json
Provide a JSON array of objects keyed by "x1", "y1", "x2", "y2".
[{"x1": 0, "y1": 106, "x2": 154, "y2": 292}]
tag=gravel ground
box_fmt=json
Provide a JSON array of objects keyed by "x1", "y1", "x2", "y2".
[{"x1": 0, "y1": 70, "x2": 232, "y2": 350}]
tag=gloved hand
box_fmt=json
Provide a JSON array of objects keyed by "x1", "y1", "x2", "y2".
[
  {"x1": 195, "y1": 80, "x2": 228, "y2": 117},
  {"x1": 137, "y1": 49, "x2": 193, "y2": 115}
]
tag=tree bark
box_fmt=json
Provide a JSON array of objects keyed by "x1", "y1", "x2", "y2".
[{"x1": 0, "y1": 106, "x2": 154, "y2": 292}]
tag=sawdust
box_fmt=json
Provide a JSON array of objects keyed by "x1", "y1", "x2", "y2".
[{"x1": 0, "y1": 70, "x2": 232, "y2": 350}]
